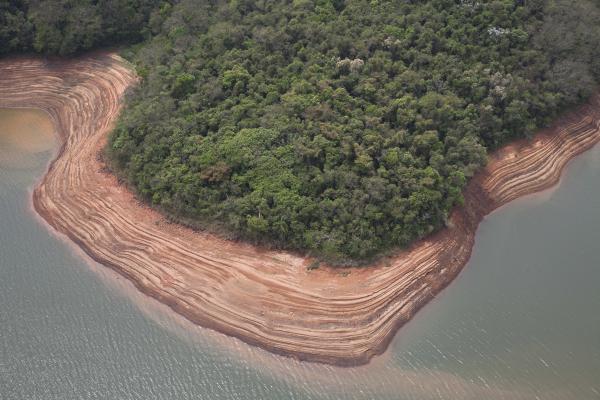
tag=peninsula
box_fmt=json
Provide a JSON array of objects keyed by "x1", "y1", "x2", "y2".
[{"x1": 1, "y1": 53, "x2": 599, "y2": 365}]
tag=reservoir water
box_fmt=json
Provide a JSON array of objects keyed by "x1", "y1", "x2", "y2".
[{"x1": 1, "y1": 108, "x2": 599, "y2": 399}]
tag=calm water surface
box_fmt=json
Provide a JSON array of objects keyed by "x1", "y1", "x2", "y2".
[{"x1": 1, "y1": 109, "x2": 599, "y2": 399}]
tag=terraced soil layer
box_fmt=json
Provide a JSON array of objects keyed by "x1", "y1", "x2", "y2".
[{"x1": 1, "y1": 53, "x2": 599, "y2": 366}]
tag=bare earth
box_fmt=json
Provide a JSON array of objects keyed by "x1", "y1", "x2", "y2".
[{"x1": 1, "y1": 53, "x2": 599, "y2": 366}]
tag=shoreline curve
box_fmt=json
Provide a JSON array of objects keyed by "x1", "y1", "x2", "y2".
[{"x1": 1, "y1": 52, "x2": 599, "y2": 366}]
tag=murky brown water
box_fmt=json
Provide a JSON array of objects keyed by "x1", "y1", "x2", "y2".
[{"x1": 0, "y1": 109, "x2": 55, "y2": 169}]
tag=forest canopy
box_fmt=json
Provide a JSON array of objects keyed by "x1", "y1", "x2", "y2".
[
  {"x1": 0, "y1": 0, "x2": 163, "y2": 55},
  {"x1": 3, "y1": 0, "x2": 600, "y2": 264}
]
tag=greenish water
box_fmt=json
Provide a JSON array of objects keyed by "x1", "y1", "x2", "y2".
[{"x1": 1, "y1": 109, "x2": 599, "y2": 399}]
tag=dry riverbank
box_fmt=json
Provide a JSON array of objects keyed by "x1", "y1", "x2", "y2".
[{"x1": 1, "y1": 52, "x2": 599, "y2": 366}]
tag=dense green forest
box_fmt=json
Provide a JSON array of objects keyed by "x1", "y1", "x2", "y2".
[
  {"x1": 3, "y1": 0, "x2": 600, "y2": 264},
  {"x1": 0, "y1": 0, "x2": 163, "y2": 55}
]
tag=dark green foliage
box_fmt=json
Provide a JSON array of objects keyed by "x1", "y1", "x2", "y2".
[
  {"x1": 530, "y1": 0, "x2": 600, "y2": 104},
  {"x1": 106, "y1": 0, "x2": 600, "y2": 263},
  {"x1": 0, "y1": 1, "x2": 33, "y2": 53},
  {"x1": 0, "y1": 0, "x2": 166, "y2": 55},
  {"x1": 3, "y1": 0, "x2": 600, "y2": 263}
]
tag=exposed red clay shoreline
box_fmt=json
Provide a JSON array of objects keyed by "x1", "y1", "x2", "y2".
[{"x1": 1, "y1": 53, "x2": 599, "y2": 366}]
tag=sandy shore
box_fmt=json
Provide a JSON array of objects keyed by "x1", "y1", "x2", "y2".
[{"x1": 1, "y1": 52, "x2": 599, "y2": 366}]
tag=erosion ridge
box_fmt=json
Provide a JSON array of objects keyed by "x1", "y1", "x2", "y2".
[{"x1": 1, "y1": 53, "x2": 599, "y2": 366}]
